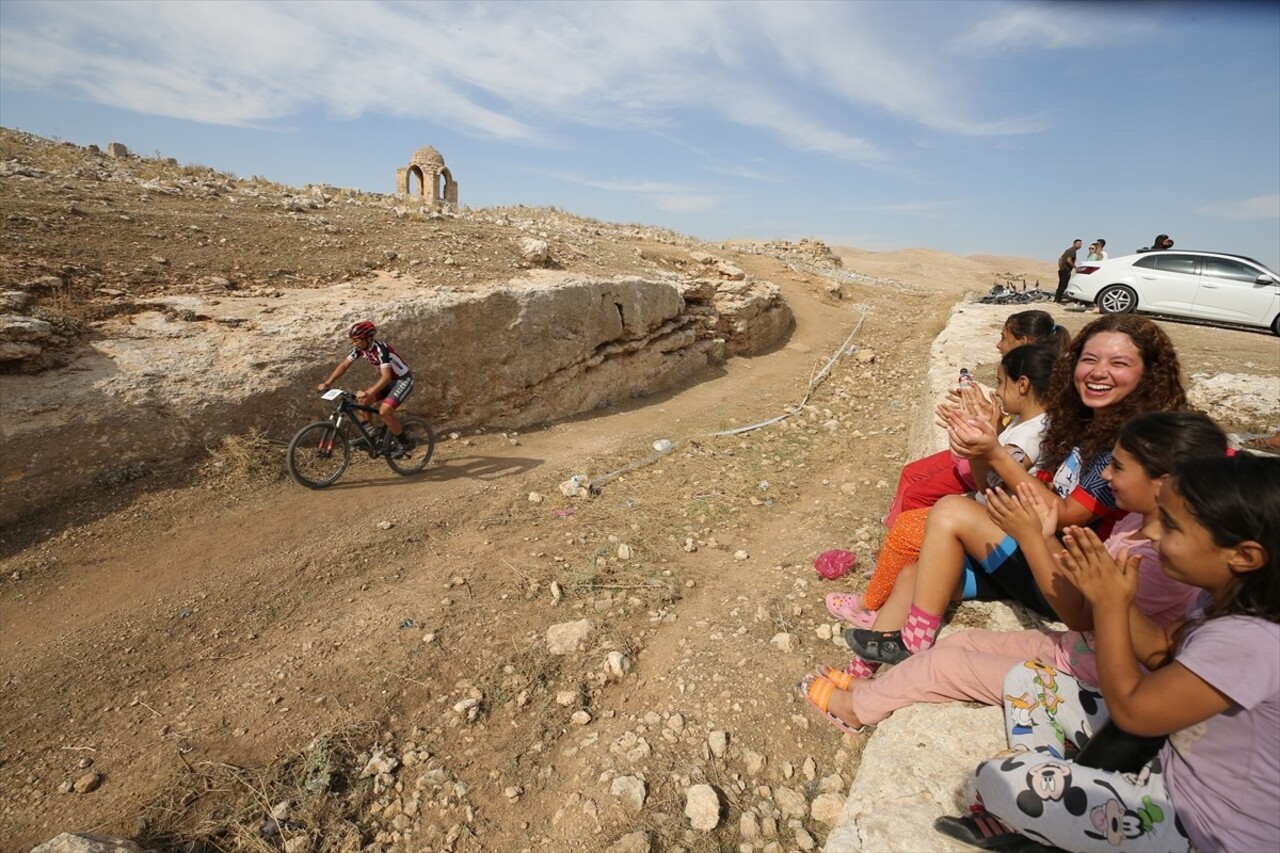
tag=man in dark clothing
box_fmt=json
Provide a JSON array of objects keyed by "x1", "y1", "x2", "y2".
[
  {"x1": 1139, "y1": 234, "x2": 1174, "y2": 253},
  {"x1": 1054, "y1": 238, "x2": 1082, "y2": 303}
]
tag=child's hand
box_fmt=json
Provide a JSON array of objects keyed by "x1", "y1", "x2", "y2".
[
  {"x1": 984, "y1": 388, "x2": 1005, "y2": 432},
  {"x1": 946, "y1": 408, "x2": 999, "y2": 458},
  {"x1": 1014, "y1": 481, "x2": 1057, "y2": 539},
  {"x1": 1057, "y1": 526, "x2": 1139, "y2": 608},
  {"x1": 935, "y1": 399, "x2": 961, "y2": 430},
  {"x1": 957, "y1": 383, "x2": 997, "y2": 425},
  {"x1": 985, "y1": 487, "x2": 1044, "y2": 543}
]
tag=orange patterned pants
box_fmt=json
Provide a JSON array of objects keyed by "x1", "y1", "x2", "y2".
[{"x1": 864, "y1": 506, "x2": 930, "y2": 611}]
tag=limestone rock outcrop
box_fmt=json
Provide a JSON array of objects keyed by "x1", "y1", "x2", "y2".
[{"x1": 0, "y1": 270, "x2": 792, "y2": 528}]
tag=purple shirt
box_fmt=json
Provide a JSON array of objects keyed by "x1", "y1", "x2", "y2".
[{"x1": 1163, "y1": 604, "x2": 1280, "y2": 853}]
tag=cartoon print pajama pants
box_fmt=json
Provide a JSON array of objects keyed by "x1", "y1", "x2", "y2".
[{"x1": 973, "y1": 661, "x2": 1192, "y2": 852}]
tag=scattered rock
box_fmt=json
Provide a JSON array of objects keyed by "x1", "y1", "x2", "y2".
[
  {"x1": 72, "y1": 771, "x2": 102, "y2": 793},
  {"x1": 31, "y1": 834, "x2": 151, "y2": 853},
  {"x1": 811, "y1": 792, "x2": 846, "y2": 826},
  {"x1": 604, "y1": 650, "x2": 632, "y2": 680},
  {"x1": 769, "y1": 632, "x2": 797, "y2": 653},
  {"x1": 610, "y1": 775, "x2": 646, "y2": 814},
  {"x1": 546, "y1": 619, "x2": 593, "y2": 654},
  {"x1": 519, "y1": 237, "x2": 551, "y2": 266},
  {"x1": 684, "y1": 783, "x2": 721, "y2": 831},
  {"x1": 607, "y1": 831, "x2": 652, "y2": 853}
]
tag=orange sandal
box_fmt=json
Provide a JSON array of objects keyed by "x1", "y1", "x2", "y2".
[
  {"x1": 797, "y1": 674, "x2": 865, "y2": 735},
  {"x1": 815, "y1": 664, "x2": 856, "y2": 690}
]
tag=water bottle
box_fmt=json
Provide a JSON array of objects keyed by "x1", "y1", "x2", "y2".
[{"x1": 958, "y1": 368, "x2": 973, "y2": 388}]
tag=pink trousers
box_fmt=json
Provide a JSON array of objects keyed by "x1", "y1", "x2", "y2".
[{"x1": 848, "y1": 628, "x2": 1061, "y2": 725}]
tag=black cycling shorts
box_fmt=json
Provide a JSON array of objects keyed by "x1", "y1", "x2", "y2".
[{"x1": 375, "y1": 374, "x2": 414, "y2": 409}]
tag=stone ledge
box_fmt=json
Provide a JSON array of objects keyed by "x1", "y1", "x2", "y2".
[{"x1": 825, "y1": 302, "x2": 1043, "y2": 853}]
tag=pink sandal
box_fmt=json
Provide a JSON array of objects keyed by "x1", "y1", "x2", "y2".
[{"x1": 824, "y1": 592, "x2": 878, "y2": 629}]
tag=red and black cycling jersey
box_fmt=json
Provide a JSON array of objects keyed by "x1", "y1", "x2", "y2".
[{"x1": 347, "y1": 339, "x2": 411, "y2": 377}]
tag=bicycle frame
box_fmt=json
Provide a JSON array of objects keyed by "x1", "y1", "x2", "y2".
[
  {"x1": 324, "y1": 392, "x2": 389, "y2": 453},
  {"x1": 289, "y1": 389, "x2": 435, "y2": 488}
]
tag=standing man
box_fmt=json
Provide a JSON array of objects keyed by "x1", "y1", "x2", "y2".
[
  {"x1": 1054, "y1": 238, "x2": 1082, "y2": 304},
  {"x1": 1095, "y1": 238, "x2": 1107, "y2": 259}
]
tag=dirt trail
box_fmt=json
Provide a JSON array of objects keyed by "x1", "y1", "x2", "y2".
[
  {"x1": 7, "y1": 129, "x2": 1274, "y2": 851},
  {"x1": 1, "y1": 267, "x2": 925, "y2": 848}
]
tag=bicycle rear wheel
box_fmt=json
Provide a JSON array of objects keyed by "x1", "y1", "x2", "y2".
[
  {"x1": 287, "y1": 421, "x2": 351, "y2": 488},
  {"x1": 386, "y1": 416, "x2": 435, "y2": 476}
]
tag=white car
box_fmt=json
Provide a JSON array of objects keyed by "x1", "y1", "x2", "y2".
[{"x1": 1066, "y1": 250, "x2": 1280, "y2": 335}]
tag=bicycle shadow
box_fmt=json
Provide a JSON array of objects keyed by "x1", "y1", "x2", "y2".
[
  {"x1": 326, "y1": 453, "x2": 543, "y2": 490},
  {"x1": 425, "y1": 453, "x2": 543, "y2": 482}
]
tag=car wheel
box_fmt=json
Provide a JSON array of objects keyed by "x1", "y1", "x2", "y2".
[
  {"x1": 1272, "y1": 313, "x2": 1280, "y2": 337},
  {"x1": 1097, "y1": 285, "x2": 1137, "y2": 315}
]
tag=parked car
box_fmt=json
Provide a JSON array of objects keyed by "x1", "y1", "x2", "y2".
[{"x1": 1066, "y1": 250, "x2": 1280, "y2": 335}]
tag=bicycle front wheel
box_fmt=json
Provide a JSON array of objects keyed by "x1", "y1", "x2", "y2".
[
  {"x1": 386, "y1": 416, "x2": 436, "y2": 476},
  {"x1": 287, "y1": 421, "x2": 351, "y2": 488}
]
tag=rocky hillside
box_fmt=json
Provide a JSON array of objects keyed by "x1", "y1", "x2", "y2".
[
  {"x1": 4, "y1": 128, "x2": 1274, "y2": 853},
  {"x1": 0, "y1": 129, "x2": 830, "y2": 529}
]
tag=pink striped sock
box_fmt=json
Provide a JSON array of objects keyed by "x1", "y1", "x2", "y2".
[
  {"x1": 845, "y1": 657, "x2": 881, "y2": 679},
  {"x1": 901, "y1": 605, "x2": 942, "y2": 654}
]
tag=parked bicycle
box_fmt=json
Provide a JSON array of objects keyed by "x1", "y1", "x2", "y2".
[{"x1": 287, "y1": 389, "x2": 435, "y2": 488}]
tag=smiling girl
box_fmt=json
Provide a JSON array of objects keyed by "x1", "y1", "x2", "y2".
[
  {"x1": 844, "y1": 316, "x2": 1187, "y2": 673},
  {"x1": 802, "y1": 412, "x2": 1217, "y2": 737},
  {"x1": 963, "y1": 453, "x2": 1279, "y2": 852},
  {"x1": 829, "y1": 343, "x2": 1056, "y2": 628},
  {"x1": 884, "y1": 309, "x2": 1070, "y2": 527}
]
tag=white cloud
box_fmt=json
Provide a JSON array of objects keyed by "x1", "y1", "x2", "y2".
[
  {"x1": 0, "y1": 0, "x2": 1057, "y2": 160},
  {"x1": 702, "y1": 163, "x2": 783, "y2": 183},
  {"x1": 1198, "y1": 194, "x2": 1280, "y2": 221},
  {"x1": 654, "y1": 193, "x2": 724, "y2": 213},
  {"x1": 747, "y1": 2, "x2": 1048, "y2": 137},
  {"x1": 557, "y1": 175, "x2": 691, "y2": 194},
  {"x1": 951, "y1": 2, "x2": 1156, "y2": 55}
]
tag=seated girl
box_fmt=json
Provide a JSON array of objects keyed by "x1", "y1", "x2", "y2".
[
  {"x1": 846, "y1": 315, "x2": 1187, "y2": 677},
  {"x1": 884, "y1": 309, "x2": 1070, "y2": 527},
  {"x1": 800, "y1": 411, "x2": 1222, "y2": 736},
  {"x1": 829, "y1": 343, "x2": 1055, "y2": 629},
  {"x1": 957, "y1": 454, "x2": 1279, "y2": 852}
]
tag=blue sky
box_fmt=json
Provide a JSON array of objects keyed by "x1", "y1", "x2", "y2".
[{"x1": 2, "y1": 0, "x2": 1278, "y2": 269}]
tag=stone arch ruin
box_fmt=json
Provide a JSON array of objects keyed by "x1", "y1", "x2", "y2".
[{"x1": 395, "y1": 145, "x2": 458, "y2": 208}]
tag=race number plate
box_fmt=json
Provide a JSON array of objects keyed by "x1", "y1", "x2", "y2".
[{"x1": 321, "y1": 388, "x2": 344, "y2": 400}]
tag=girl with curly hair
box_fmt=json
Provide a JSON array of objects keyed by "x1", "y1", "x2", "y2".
[{"x1": 839, "y1": 316, "x2": 1186, "y2": 676}]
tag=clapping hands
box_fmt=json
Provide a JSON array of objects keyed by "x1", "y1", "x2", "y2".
[
  {"x1": 1057, "y1": 525, "x2": 1140, "y2": 608},
  {"x1": 986, "y1": 482, "x2": 1057, "y2": 543}
]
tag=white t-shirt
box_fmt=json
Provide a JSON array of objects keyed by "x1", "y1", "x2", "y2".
[{"x1": 979, "y1": 412, "x2": 1049, "y2": 497}]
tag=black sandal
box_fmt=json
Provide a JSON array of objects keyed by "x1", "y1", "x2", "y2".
[
  {"x1": 934, "y1": 814, "x2": 1064, "y2": 852},
  {"x1": 844, "y1": 628, "x2": 912, "y2": 665}
]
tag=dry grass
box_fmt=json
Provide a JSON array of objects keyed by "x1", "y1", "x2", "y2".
[
  {"x1": 201, "y1": 430, "x2": 286, "y2": 485},
  {"x1": 135, "y1": 723, "x2": 380, "y2": 851}
]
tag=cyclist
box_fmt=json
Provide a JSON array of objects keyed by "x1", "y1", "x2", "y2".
[{"x1": 317, "y1": 320, "x2": 415, "y2": 456}]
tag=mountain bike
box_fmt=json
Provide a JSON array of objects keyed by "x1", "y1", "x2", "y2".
[{"x1": 286, "y1": 389, "x2": 435, "y2": 488}]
